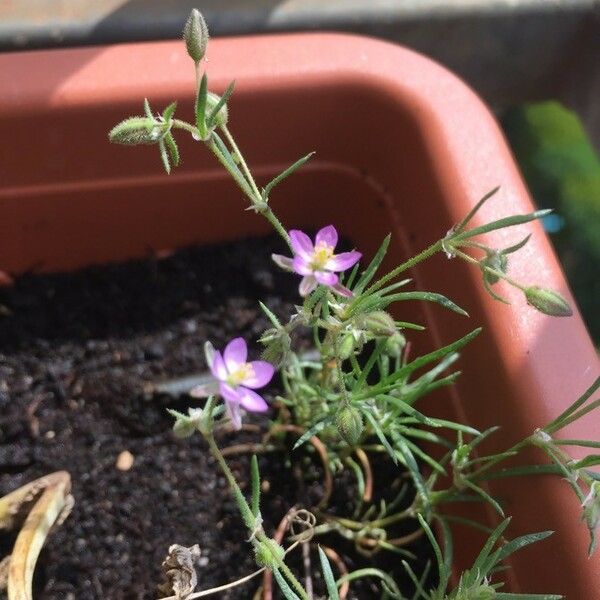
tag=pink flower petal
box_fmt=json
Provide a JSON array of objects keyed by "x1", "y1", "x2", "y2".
[
  {"x1": 292, "y1": 256, "x2": 313, "y2": 276},
  {"x1": 289, "y1": 230, "x2": 314, "y2": 260},
  {"x1": 299, "y1": 275, "x2": 318, "y2": 296},
  {"x1": 332, "y1": 282, "x2": 354, "y2": 297},
  {"x1": 326, "y1": 251, "x2": 361, "y2": 272},
  {"x1": 220, "y1": 382, "x2": 242, "y2": 404},
  {"x1": 189, "y1": 380, "x2": 220, "y2": 398},
  {"x1": 243, "y1": 361, "x2": 275, "y2": 388},
  {"x1": 315, "y1": 225, "x2": 338, "y2": 249},
  {"x1": 210, "y1": 351, "x2": 228, "y2": 381},
  {"x1": 272, "y1": 254, "x2": 294, "y2": 271},
  {"x1": 224, "y1": 337, "x2": 247, "y2": 372},
  {"x1": 314, "y1": 271, "x2": 339, "y2": 286},
  {"x1": 238, "y1": 387, "x2": 269, "y2": 412},
  {"x1": 226, "y1": 401, "x2": 243, "y2": 430}
]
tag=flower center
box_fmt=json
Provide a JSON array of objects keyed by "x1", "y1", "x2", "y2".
[
  {"x1": 227, "y1": 362, "x2": 254, "y2": 387},
  {"x1": 311, "y1": 242, "x2": 334, "y2": 270}
]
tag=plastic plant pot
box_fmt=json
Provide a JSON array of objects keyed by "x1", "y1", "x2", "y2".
[{"x1": 0, "y1": 32, "x2": 598, "y2": 596}]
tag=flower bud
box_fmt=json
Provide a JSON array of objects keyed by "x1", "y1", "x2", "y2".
[
  {"x1": 338, "y1": 333, "x2": 355, "y2": 360},
  {"x1": 384, "y1": 331, "x2": 406, "y2": 358},
  {"x1": 183, "y1": 9, "x2": 209, "y2": 63},
  {"x1": 108, "y1": 117, "x2": 168, "y2": 145},
  {"x1": 254, "y1": 539, "x2": 285, "y2": 568},
  {"x1": 172, "y1": 408, "x2": 202, "y2": 439},
  {"x1": 524, "y1": 286, "x2": 573, "y2": 317},
  {"x1": 335, "y1": 405, "x2": 364, "y2": 446},
  {"x1": 359, "y1": 310, "x2": 397, "y2": 337},
  {"x1": 480, "y1": 251, "x2": 507, "y2": 285},
  {"x1": 206, "y1": 92, "x2": 229, "y2": 126}
]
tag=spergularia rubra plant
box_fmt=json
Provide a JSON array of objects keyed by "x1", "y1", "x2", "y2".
[{"x1": 109, "y1": 9, "x2": 598, "y2": 600}]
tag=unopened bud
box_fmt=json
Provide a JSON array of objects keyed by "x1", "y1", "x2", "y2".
[
  {"x1": 108, "y1": 117, "x2": 168, "y2": 145},
  {"x1": 206, "y1": 92, "x2": 229, "y2": 126},
  {"x1": 359, "y1": 310, "x2": 397, "y2": 337},
  {"x1": 525, "y1": 286, "x2": 573, "y2": 317},
  {"x1": 385, "y1": 331, "x2": 406, "y2": 358},
  {"x1": 172, "y1": 408, "x2": 202, "y2": 439},
  {"x1": 336, "y1": 405, "x2": 363, "y2": 446},
  {"x1": 338, "y1": 333, "x2": 355, "y2": 360},
  {"x1": 254, "y1": 539, "x2": 285, "y2": 568},
  {"x1": 183, "y1": 9, "x2": 209, "y2": 63},
  {"x1": 480, "y1": 251, "x2": 507, "y2": 285}
]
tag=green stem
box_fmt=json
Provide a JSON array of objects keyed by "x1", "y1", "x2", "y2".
[
  {"x1": 362, "y1": 240, "x2": 443, "y2": 297},
  {"x1": 221, "y1": 125, "x2": 262, "y2": 198},
  {"x1": 205, "y1": 434, "x2": 309, "y2": 600},
  {"x1": 452, "y1": 248, "x2": 526, "y2": 292}
]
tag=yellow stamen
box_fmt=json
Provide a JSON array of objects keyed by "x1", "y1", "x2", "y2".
[
  {"x1": 311, "y1": 242, "x2": 334, "y2": 270},
  {"x1": 227, "y1": 363, "x2": 255, "y2": 386}
]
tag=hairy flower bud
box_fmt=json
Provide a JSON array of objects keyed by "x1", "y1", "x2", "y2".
[
  {"x1": 385, "y1": 331, "x2": 406, "y2": 358},
  {"x1": 338, "y1": 332, "x2": 355, "y2": 360},
  {"x1": 109, "y1": 117, "x2": 168, "y2": 145},
  {"x1": 171, "y1": 408, "x2": 202, "y2": 439},
  {"x1": 524, "y1": 286, "x2": 573, "y2": 317},
  {"x1": 206, "y1": 92, "x2": 229, "y2": 126},
  {"x1": 336, "y1": 404, "x2": 364, "y2": 446},
  {"x1": 183, "y1": 9, "x2": 209, "y2": 63},
  {"x1": 480, "y1": 251, "x2": 508, "y2": 285},
  {"x1": 254, "y1": 539, "x2": 285, "y2": 568},
  {"x1": 359, "y1": 310, "x2": 397, "y2": 337}
]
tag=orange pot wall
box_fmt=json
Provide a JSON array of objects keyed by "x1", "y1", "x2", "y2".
[{"x1": 0, "y1": 34, "x2": 598, "y2": 596}]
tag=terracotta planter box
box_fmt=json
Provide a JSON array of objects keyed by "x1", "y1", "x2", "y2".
[{"x1": 0, "y1": 33, "x2": 598, "y2": 596}]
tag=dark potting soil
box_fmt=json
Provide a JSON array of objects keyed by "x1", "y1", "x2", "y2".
[{"x1": 0, "y1": 236, "x2": 431, "y2": 599}]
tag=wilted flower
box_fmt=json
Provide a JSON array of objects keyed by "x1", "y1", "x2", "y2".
[
  {"x1": 191, "y1": 338, "x2": 274, "y2": 430},
  {"x1": 272, "y1": 225, "x2": 361, "y2": 297}
]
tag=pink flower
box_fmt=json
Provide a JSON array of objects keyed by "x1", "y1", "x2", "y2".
[
  {"x1": 272, "y1": 225, "x2": 361, "y2": 297},
  {"x1": 191, "y1": 337, "x2": 274, "y2": 430}
]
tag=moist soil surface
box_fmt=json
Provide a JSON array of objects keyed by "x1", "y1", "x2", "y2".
[{"x1": 0, "y1": 236, "x2": 430, "y2": 599}]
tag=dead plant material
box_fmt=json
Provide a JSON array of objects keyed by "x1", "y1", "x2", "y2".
[
  {"x1": 0, "y1": 471, "x2": 73, "y2": 600},
  {"x1": 157, "y1": 544, "x2": 201, "y2": 600}
]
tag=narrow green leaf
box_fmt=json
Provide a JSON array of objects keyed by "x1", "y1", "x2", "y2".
[
  {"x1": 207, "y1": 80, "x2": 236, "y2": 128},
  {"x1": 364, "y1": 412, "x2": 397, "y2": 464},
  {"x1": 417, "y1": 514, "x2": 448, "y2": 591},
  {"x1": 378, "y1": 328, "x2": 481, "y2": 388},
  {"x1": 555, "y1": 439, "x2": 600, "y2": 449},
  {"x1": 292, "y1": 417, "x2": 332, "y2": 450},
  {"x1": 453, "y1": 209, "x2": 552, "y2": 241},
  {"x1": 395, "y1": 321, "x2": 426, "y2": 331},
  {"x1": 572, "y1": 455, "x2": 600, "y2": 469},
  {"x1": 258, "y1": 301, "x2": 281, "y2": 328},
  {"x1": 495, "y1": 594, "x2": 562, "y2": 600},
  {"x1": 158, "y1": 138, "x2": 170, "y2": 174},
  {"x1": 463, "y1": 479, "x2": 504, "y2": 516},
  {"x1": 162, "y1": 100, "x2": 177, "y2": 123},
  {"x1": 263, "y1": 152, "x2": 315, "y2": 199},
  {"x1": 454, "y1": 186, "x2": 501, "y2": 233},
  {"x1": 353, "y1": 234, "x2": 391, "y2": 294},
  {"x1": 503, "y1": 233, "x2": 531, "y2": 255},
  {"x1": 212, "y1": 131, "x2": 254, "y2": 197},
  {"x1": 143, "y1": 97, "x2": 153, "y2": 118},
  {"x1": 164, "y1": 132, "x2": 180, "y2": 167},
  {"x1": 380, "y1": 291, "x2": 468, "y2": 316},
  {"x1": 250, "y1": 455, "x2": 260, "y2": 517},
  {"x1": 472, "y1": 518, "x2": 511, "y2": 574},
  {"x1": 496, "y1": 530, "x2": 553, "y2": 563},
  {"x1": 195, "y1": 73, "x2": 208, "y2": 137},
  {"x1": 318, "y1": 546, "x2": 340, "y2": 600},
  {"x1": 483, "y1": 274, "x2": 510, "y2": 304},
  {"x1": 273, "y1": 568, "x2": 302, "y2": 600}
]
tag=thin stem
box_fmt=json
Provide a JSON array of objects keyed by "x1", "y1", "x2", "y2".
[
  {"x1": 221, "y1": 125, "x2": 261, "y2": 198},
  {"x1": 205, "y1": 433, "x2": 309, "y2": 600},
  {"x1": 452, "y1": 248, "x2": 527, "y2": 292},
  {"x1": 362, "y1": 240, "x2": 443, "y2": 297}
]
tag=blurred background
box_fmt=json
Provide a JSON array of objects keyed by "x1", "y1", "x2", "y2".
[{"x1": 1, "y1": 0, "x2": 598, "y2": 342}]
